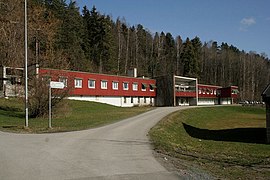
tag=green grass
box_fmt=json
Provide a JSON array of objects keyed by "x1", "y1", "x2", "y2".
[
  {"x1": 0, "y1": 98, "x2": 153, "y2": 133},
  {"x1": 149, "y1": 106, "x2": 270, "y2": 179}
]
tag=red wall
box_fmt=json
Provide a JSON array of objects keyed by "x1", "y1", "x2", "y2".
[
  {"x1": 39, "y1": 68, "x2": 156, "y2": 97},
  {"x1": 198, "y1": 84, "x2": 221, "y2": 98},
  {"x1": 175, "y1": 92, "x2": 196, "y2": 97},
  {"x1": 220, "y1": 86, "x2": 238, "y2": 98}
]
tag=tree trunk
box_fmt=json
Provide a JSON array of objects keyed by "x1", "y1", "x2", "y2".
[{"x1": 124, "y1": 28, "x2": 130, "y2": 74}]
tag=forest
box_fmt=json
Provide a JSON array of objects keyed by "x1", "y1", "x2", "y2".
[{"x1": 1, "y1": 0, "x2": 270, "y2": 101}]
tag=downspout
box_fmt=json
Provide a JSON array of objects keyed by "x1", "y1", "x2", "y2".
[
  {"x1": 173, "y1": 75, "x2": 176, "y2": 106},
  {"x1": 196, "y1": 78, "x2": 198, "y2": 106}
]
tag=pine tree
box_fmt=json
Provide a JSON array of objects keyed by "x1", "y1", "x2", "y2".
[
  {"x1": 164, "y1": 33, "x2": 176, "y2": 75},
  {"x1": 181, "y1": 38, "x2": 195, "y2": 77},
  {"x1": 54, "y1": 1, "x2": 87, "y2": 71},
  {"x1": 191, "y1": 36, "x2": 202, "y2": 78}
]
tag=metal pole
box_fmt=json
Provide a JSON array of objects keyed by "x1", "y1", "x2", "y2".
[
  {"x1": 48, "y1": 80, "x2": 52, "y2": 128},
  {"x1": 266, "y1": 102, "x2": 270, "y2": 144},
  {"x1": 196, "y1": 78, "x2": 198, "y2": 106},
  {"x1": 24, "y1": 0, "x2": 28, "y2": 127}
]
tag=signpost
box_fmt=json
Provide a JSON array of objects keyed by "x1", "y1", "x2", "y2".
[
  {"x1": 262, "y1": 83, "x2": 270, "y2": 144},
  {"x1": 48, "y1": 81, "x2": 64, "y2": 128}
]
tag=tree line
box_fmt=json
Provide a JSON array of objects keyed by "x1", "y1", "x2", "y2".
[{"x1": 1, "y1": 0, "x2": 270, "y2": 101}]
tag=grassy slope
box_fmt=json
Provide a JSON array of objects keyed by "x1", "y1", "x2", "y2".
[
  {"x1": 0, "y1": 98, "x2": 153, "y2": 133},
  {"x1": 149, "y1": 106, "x2": 270, "y2": 179}
]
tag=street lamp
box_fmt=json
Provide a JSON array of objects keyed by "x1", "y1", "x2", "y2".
[{"x1": 25, "y1": 0, "x2": 29, "y2": 127}]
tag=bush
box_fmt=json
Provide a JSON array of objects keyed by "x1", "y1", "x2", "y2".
[{"x1": 28, "y1": 77, "x2": 70, "y2": 118}]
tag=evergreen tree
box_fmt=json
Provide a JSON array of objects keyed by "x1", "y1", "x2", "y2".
[
  {"x1": 181, "y1": 38, "x2": 195, "y2": 77},
  {"x1": 82, "y1": 6, "x2": 91, "y2": 64},
  {"x1": 83, "y1": 6, "x2": 115, "y2": 73},
  {"x1": 55, "y1": 1, "x2": 86, "y2": 71},
  {"x1": 164, "y1": 33, "x2": 176, "y2": 74},
  {"x1": 191, "y1": 36, "x2": 202, "y2": 77}
]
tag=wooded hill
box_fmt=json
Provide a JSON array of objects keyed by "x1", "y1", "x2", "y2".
[{"x1": 1, "y1": 0, "x2": 270, "y2": 101}]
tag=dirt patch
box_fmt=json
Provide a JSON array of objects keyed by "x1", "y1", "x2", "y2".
[{"x1": 153, "y1": 150, "x2": 215, "y2": 179}]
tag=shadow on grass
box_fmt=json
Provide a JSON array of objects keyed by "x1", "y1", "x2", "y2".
[
  {"x1": 183, "y1": 123, "x2": 267, "y2": 144},
  {"x1": 0, "y1": 106, "x2": 24, "y2": 119}
]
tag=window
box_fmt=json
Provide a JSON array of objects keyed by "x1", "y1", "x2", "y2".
[
  {"x1": 232, "y1": 89, "x2": 239, "y2": 94},
  {"x1": 142, "y1": 83, "x2": 147, "y2": 91},
  {"x1": 202, "y1": 88, "x2": 206, "y2": 94},
  {"x1": 123, "y1": 82, "x2": 129, "y2": 90},
  {"x1": 75, "y1": 78, "x2": 82, "y2": 88},
  {"x1": 112, "y1": 81, "x2": 118, "y2": 90},
  {"x1": 88, "y1": 79, "x2": 95, "y2": 89},
  {"x1": 124, "y1": 97, "x2": 127, "y2": 103},
  {"x1": 101, "y1": 80, "x2": 107, "y2": 89},
  {"x1": 144, "y1": 97, "x2": 146, "y2": 103},
  {"x1": 59, "y1": 77, "x2": 68, "y2": 87},
  {"x1": 133, "y1": 83, "x2": 138, "y2": 91},
  {"x1": 150, "y1": 84, "x2": 156, "y2": 91},
  {"x1": 131, "y1": 97, "x2": 133, "y2": 103}
]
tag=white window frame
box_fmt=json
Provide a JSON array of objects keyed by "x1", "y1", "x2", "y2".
[
  {"x1": 133, "y1": 83, "x2": 138, "y2": 91},
  {"x1": 141, "y1": 83, "x2": 147, "y2": 91},
  {"x1": 101, "y1": 80, "x2": 108, "y2": 89},
  {"x1": 75, "y1": 78, "x2": 82, "y2": 88},
  {"x1": 112, "y1": 81, "x2": 119, "y2": 90},
  {"x1": 59, "y1": 77, "x2": 68, "y2": 87},
  {"x1": 123, "y1": 82, "x2": 129, "y2": 90},
  {"x1": 88, "y1": 79, "x2": 95, "y2": 89},
  {"x1": 150, "y1": 84, "x2": 155, "y2": 92}
]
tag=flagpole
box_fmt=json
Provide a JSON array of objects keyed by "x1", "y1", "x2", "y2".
[{"x1": 25, "y1": 0, "x2": 29, "y2": 127}]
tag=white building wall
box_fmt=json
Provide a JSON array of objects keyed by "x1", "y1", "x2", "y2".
[
  {"x1": 220, "y1": 98, "x2": 232, "y2": 105},
  {"x1": 68, "y1": 96, "x2": 154, "y2": 107},
  {"x1": 198, "y1": 98, "x2": 217, "y2": 106}
]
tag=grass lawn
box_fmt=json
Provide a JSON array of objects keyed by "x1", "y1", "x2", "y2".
[
  {"x1": 0, "y1": 98, "x2": 153, "y2": 133},
  {"x1": 149, "y1": 106, "x2": 270, "y2": 179}
]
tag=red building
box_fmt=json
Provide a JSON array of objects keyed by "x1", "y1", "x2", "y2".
[
  {"x1": 39, "y1": 68, "x2": 156, "y2": 107},
  {"x1": 217, "y1": 86, "x2": 239, "y2": 104},
  {"x1": 0, "y1": 66, "x2": 239, "y2": 107},
  {"x1": 155, "y1": 75, "x2": 239, "y2": 106},
  {"x1": 198, "y1": 84, "x2": 221, "y2": 105}
]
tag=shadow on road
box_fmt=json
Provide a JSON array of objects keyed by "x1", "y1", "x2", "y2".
[{"x1": 183, "y1": 123, "x2": 267, "y2": 144}]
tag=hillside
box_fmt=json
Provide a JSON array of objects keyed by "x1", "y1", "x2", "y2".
[{"x1": 1, "y1": 0, "x2": 270, "y2": 101}]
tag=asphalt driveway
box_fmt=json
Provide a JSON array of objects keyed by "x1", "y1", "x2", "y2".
[{"x1": 0, "y1": 106, "x2": 190, "y2": 180}]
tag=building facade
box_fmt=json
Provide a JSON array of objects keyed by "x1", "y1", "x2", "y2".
[
  {"x1": 39, "y1": 68, "x2": 156, "y2": 107},
  {"x1": 0, "y1": 66, "x2": 239, "y2": 107},
  {"x1": 0, "y1": 66, "x2": 24, "y2": 97},
  {"x1": 155, "y1": 75, "x2": 239, "y2": 106}
]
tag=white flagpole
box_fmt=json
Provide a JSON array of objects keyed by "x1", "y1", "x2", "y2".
[{"x1": 25, "y1": 0, "x2": 29, "y2": 127}]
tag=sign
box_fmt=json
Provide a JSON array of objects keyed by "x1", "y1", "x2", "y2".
[{"x1": 50, "y1": 81, "x2": 65, "y2": 89}]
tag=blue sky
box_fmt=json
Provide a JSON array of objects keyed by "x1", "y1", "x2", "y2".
[{"x1": 76, "y1": 0, "x2": 270, "y2": 58}]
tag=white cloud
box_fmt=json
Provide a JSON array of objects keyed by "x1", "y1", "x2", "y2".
[
  {"x1": 240, "y1": 17, "x2": 256, "y2": 26},
  {"x1": 239, "y1": 27, "x2": 247, "y2": 32}
]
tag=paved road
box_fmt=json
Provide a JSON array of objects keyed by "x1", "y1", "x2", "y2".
[{"x1": 0, "y1": 106, "x2": 190, "y2": 180}]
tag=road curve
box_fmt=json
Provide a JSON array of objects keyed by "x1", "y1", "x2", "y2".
[{"x1": 0, "y1": 106, "x2": 190, "y2": 180}]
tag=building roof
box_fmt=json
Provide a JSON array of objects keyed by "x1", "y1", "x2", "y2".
[
  {"x1": 41, "y1": 68, "x2": 153, "y2": 81},
  {"x1": 262, "y1": 83, "x2": 270, "y2": 99}
]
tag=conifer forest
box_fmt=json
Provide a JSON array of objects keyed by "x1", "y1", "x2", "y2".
[{"x1": 1, "y1": 0, "x2": 270, "y2": 101}]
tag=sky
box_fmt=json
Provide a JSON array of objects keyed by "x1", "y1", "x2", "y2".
[{"x1": 76, "y1": 0, "x2": 270, "y2": 58}]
